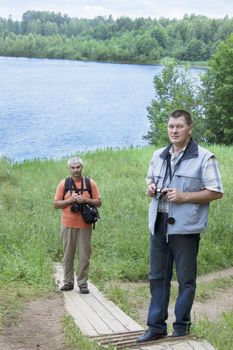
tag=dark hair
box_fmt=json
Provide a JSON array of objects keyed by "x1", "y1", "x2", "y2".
[{"x1": 169, "y1": 110, "x2": 193, "y2": 126}]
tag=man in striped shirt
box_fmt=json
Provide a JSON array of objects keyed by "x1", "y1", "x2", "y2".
[{"x1": 137, "y1": 110, "x2": 223, "y2": 343}]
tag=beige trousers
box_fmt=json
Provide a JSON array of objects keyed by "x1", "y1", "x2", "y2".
[{"x1": 61, "y1": 225, "x2": 92, "y2": 286}]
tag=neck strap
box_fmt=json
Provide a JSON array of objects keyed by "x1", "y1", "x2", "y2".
[{"x1": 70, "y1": 176, "x2": 84, "y2": 194}]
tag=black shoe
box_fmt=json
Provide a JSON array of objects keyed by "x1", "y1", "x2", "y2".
[
  {"x1": 172, "y1": 330, "x2": 189, "y2": 337},
  {"x1": 79, "y1": 283, "x2": 89, "y2": 294},
  {"x1": 136, "y1": 329, "x2": 167, "y2": 343},
  {"x1": 60, "y1": 283, "x2": 74, "y2": 291}
]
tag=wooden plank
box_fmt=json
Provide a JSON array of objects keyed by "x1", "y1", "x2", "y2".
[
  {"x1": 54, "y1": 263, "x2": 216, "y2": 350},
  {"x1": 64, "y1": 294, "x2": 98, "y2": 336},
  {"x1": 89, "y1": 282, "x2": 144, "y2": 331},
  {"x1": 92, "y1": 330, "x2": 144, "y2": 342},
  {"x1": 130, "y1": 338, "x2": 217, "y2": 350},
  {"x1": 136, "y1": 344, "x2": 173, "y2": 349},
  {"x1": 201, "y1": 340, "x2": 216, "y2": 350},
  {"x1": 138, "y1": 344, "x2": 172, "y2": 350},
  {"x1": 95, "y1": 332, "x2": 145, "y2": 348},
  {"x1": 86, "y1": 293, "x2": 129, "y2": 333},
  {"x1": 55, "y1": 263, "x2": 143, "y2": 335},
  {"x1": 170, "y1": 341, "x2": 194, "y2": 349},
  {"x1": 67, "y1": 291, "x2": 113, "y2": 335},
  {"x1": 55, "y1": 263, "x2": 108, "y2": 335},
  {"x1": 95, "y1": 334, "x2": 198, "y2": 350},
  {"x1": 187, "y1": 340, "x2": 205, "y2": 350},
  {"x1": 202, "y1": 339, "x2": 215, "y2": 350},
  {"x1": 187, "y1": 340, "x2": 216, "y2": 350}
]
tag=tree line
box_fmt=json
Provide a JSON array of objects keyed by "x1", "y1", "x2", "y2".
[
  {"x1": 0, "y1": 10, "x2": 233, "y2": 63},
  {"x1": 144, "y1": 34, "x2": 233, "y2": 145}
]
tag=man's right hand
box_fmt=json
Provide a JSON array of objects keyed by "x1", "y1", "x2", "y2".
[
  {"x1": 69, "y1": 191, "x2": 79, "y2": 203},
  {"x1": 147, "y1": 183, "x2": 156, "y2": 197}
]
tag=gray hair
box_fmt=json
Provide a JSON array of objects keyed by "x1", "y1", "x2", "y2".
[{"x1": 67, "y1": 157, "x2": 83, "y2": 167}]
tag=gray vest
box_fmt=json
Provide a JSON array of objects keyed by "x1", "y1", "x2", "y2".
[{"x1": 148, "y1": 140, "x2": 214, "y2": 235}]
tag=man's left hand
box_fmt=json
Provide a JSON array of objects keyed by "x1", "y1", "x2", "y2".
[
  {"x1": 162, "y1": 188, "x2": 186, "y2": 203},
  {"x1": 75, "y1": 194, "x2": 87, "y2": 204}
]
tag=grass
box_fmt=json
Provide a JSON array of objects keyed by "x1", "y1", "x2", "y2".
[
  {"x1": 63, "y1": 316, "x2": 109, "y2": 350},
  {"x1": 102, "y1": 275, "x2": 233, "y2": 322},
  {"x1": 193, "y1": 312, "x2": 233, "y2": 350},
  {"x1": 195, "y1": 276, "x2": 233, "y2": 302},
  {"x1": 0, "y1": 144, "x2": 233, "y2": 349},
  {"x1": 0, "y1": 281, "x2": 47, "y2": 327},
  {"x1": 101, "y1": 276, "x2": 233, "y2": 350}
]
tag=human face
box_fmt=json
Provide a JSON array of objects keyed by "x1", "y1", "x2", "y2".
[
  {"x1": 168, "y1": 116, "x2": 192, "y2": 149},
  {"x1": 69, "y1": 162, "x2": 83, "y2": 179}
]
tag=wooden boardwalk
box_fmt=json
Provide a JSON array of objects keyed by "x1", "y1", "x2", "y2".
[{"x1": 54, "y1": 263, "x2": 216, "y2": 350}]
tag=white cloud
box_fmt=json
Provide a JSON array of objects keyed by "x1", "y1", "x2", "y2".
[
  {"x1": 83, "y1": 5, "x2": 107, "y2": 18},
  {"x1": 0, "y1": 0, "x2": 232, "y2": 20}
]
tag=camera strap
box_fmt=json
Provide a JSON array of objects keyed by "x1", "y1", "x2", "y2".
[
  {"x1": 69, "y1": 177, "x2": 84, "y2": 194},
  {"x1": 162, "y1": 149, "x2": 187, "y2": 189},
  {"x1": 64, "y1": 176, "x2": 92, "y2": 197}
]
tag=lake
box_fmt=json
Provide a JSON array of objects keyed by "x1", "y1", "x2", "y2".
[{"x1": 0, "y1": 57, "x2": 205, "y2": 162}]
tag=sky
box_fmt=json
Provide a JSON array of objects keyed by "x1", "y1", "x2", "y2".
[{"x1": 0, "y1": 0, "x2": 233, "y2": 21}]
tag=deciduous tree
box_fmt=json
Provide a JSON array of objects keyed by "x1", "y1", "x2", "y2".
[
  {"x1": 144, "y1": 59, "x2": 204, "y2": 145},
  {"x1": 201, "y1": 34, "x2": 233, "y2": 144}
]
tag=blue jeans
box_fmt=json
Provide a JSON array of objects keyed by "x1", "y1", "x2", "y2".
[{"x1": 147, "y1": 230, "x2": 200, "y2": 334}]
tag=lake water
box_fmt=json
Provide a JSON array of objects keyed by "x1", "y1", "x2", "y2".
[{"x1": 0, "y1": 57, "x2": 205, "y2": 162}]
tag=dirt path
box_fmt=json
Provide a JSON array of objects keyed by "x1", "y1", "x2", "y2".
[
  {"x1": 0, "y1": 293, "x2": 73, "y2": 350},
  {"x1": 1, "y1": 267, "x2": 233, "y2": 350},
  {"x1": 137, "y1": 266, "x2": 233, "y2": 326}
]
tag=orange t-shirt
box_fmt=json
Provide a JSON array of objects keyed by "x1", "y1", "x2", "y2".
[{"x1": 54, "y1": 177, "x2": 101, "y2": 228}]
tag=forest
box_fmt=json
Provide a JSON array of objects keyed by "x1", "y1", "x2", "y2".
[{"x1": 0, "y1": 10, "x2": 233, "y2": 63}]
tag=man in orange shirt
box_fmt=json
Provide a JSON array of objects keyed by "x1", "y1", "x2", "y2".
[{"x1": 54, "y1": 157, "x2": 101, "y2": 294}]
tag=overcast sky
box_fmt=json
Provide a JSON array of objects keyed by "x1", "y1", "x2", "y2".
[{"x1": 0, "y1": 0, "x2": 233, "y2": 21}]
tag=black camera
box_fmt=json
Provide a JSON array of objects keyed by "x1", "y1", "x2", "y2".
[
  {"x1": 156, "y1": 188, "x2": 167, "y2": 200},
  {"x1": 70, "y1": 202, "x2": 81, "y2": 213}
]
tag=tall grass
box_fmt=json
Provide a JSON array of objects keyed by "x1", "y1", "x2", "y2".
[
  {"x1": 193, "y1": 312, "x2": 233, "y2": 350},
  {"x1": 0, "y1": 145, "x2": 232, "y2": 347},
  {"x1": 1, "y1": 145, "x2": 232, "y2": 286}
]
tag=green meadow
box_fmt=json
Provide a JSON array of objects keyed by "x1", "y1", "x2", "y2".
[{"x1": 0, "y1": 145, "x2": 233, "y2": 349}]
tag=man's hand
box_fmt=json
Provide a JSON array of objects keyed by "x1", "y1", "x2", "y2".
[
  {"x1": 73, "y1": 193, "x2": 86, "y2": 204},
  {"x1": 162, "y1": 188, "x2": 185, "y2": 203},
  {"x1": 147, "y1": 183, "x2": 156, "y2": 197},
  {"x1": 72, "y1": 191, "x2": 102, "y2": 207},
  {"x1": 162, "y1": 188, "x2": 223, "y2": 203}
]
